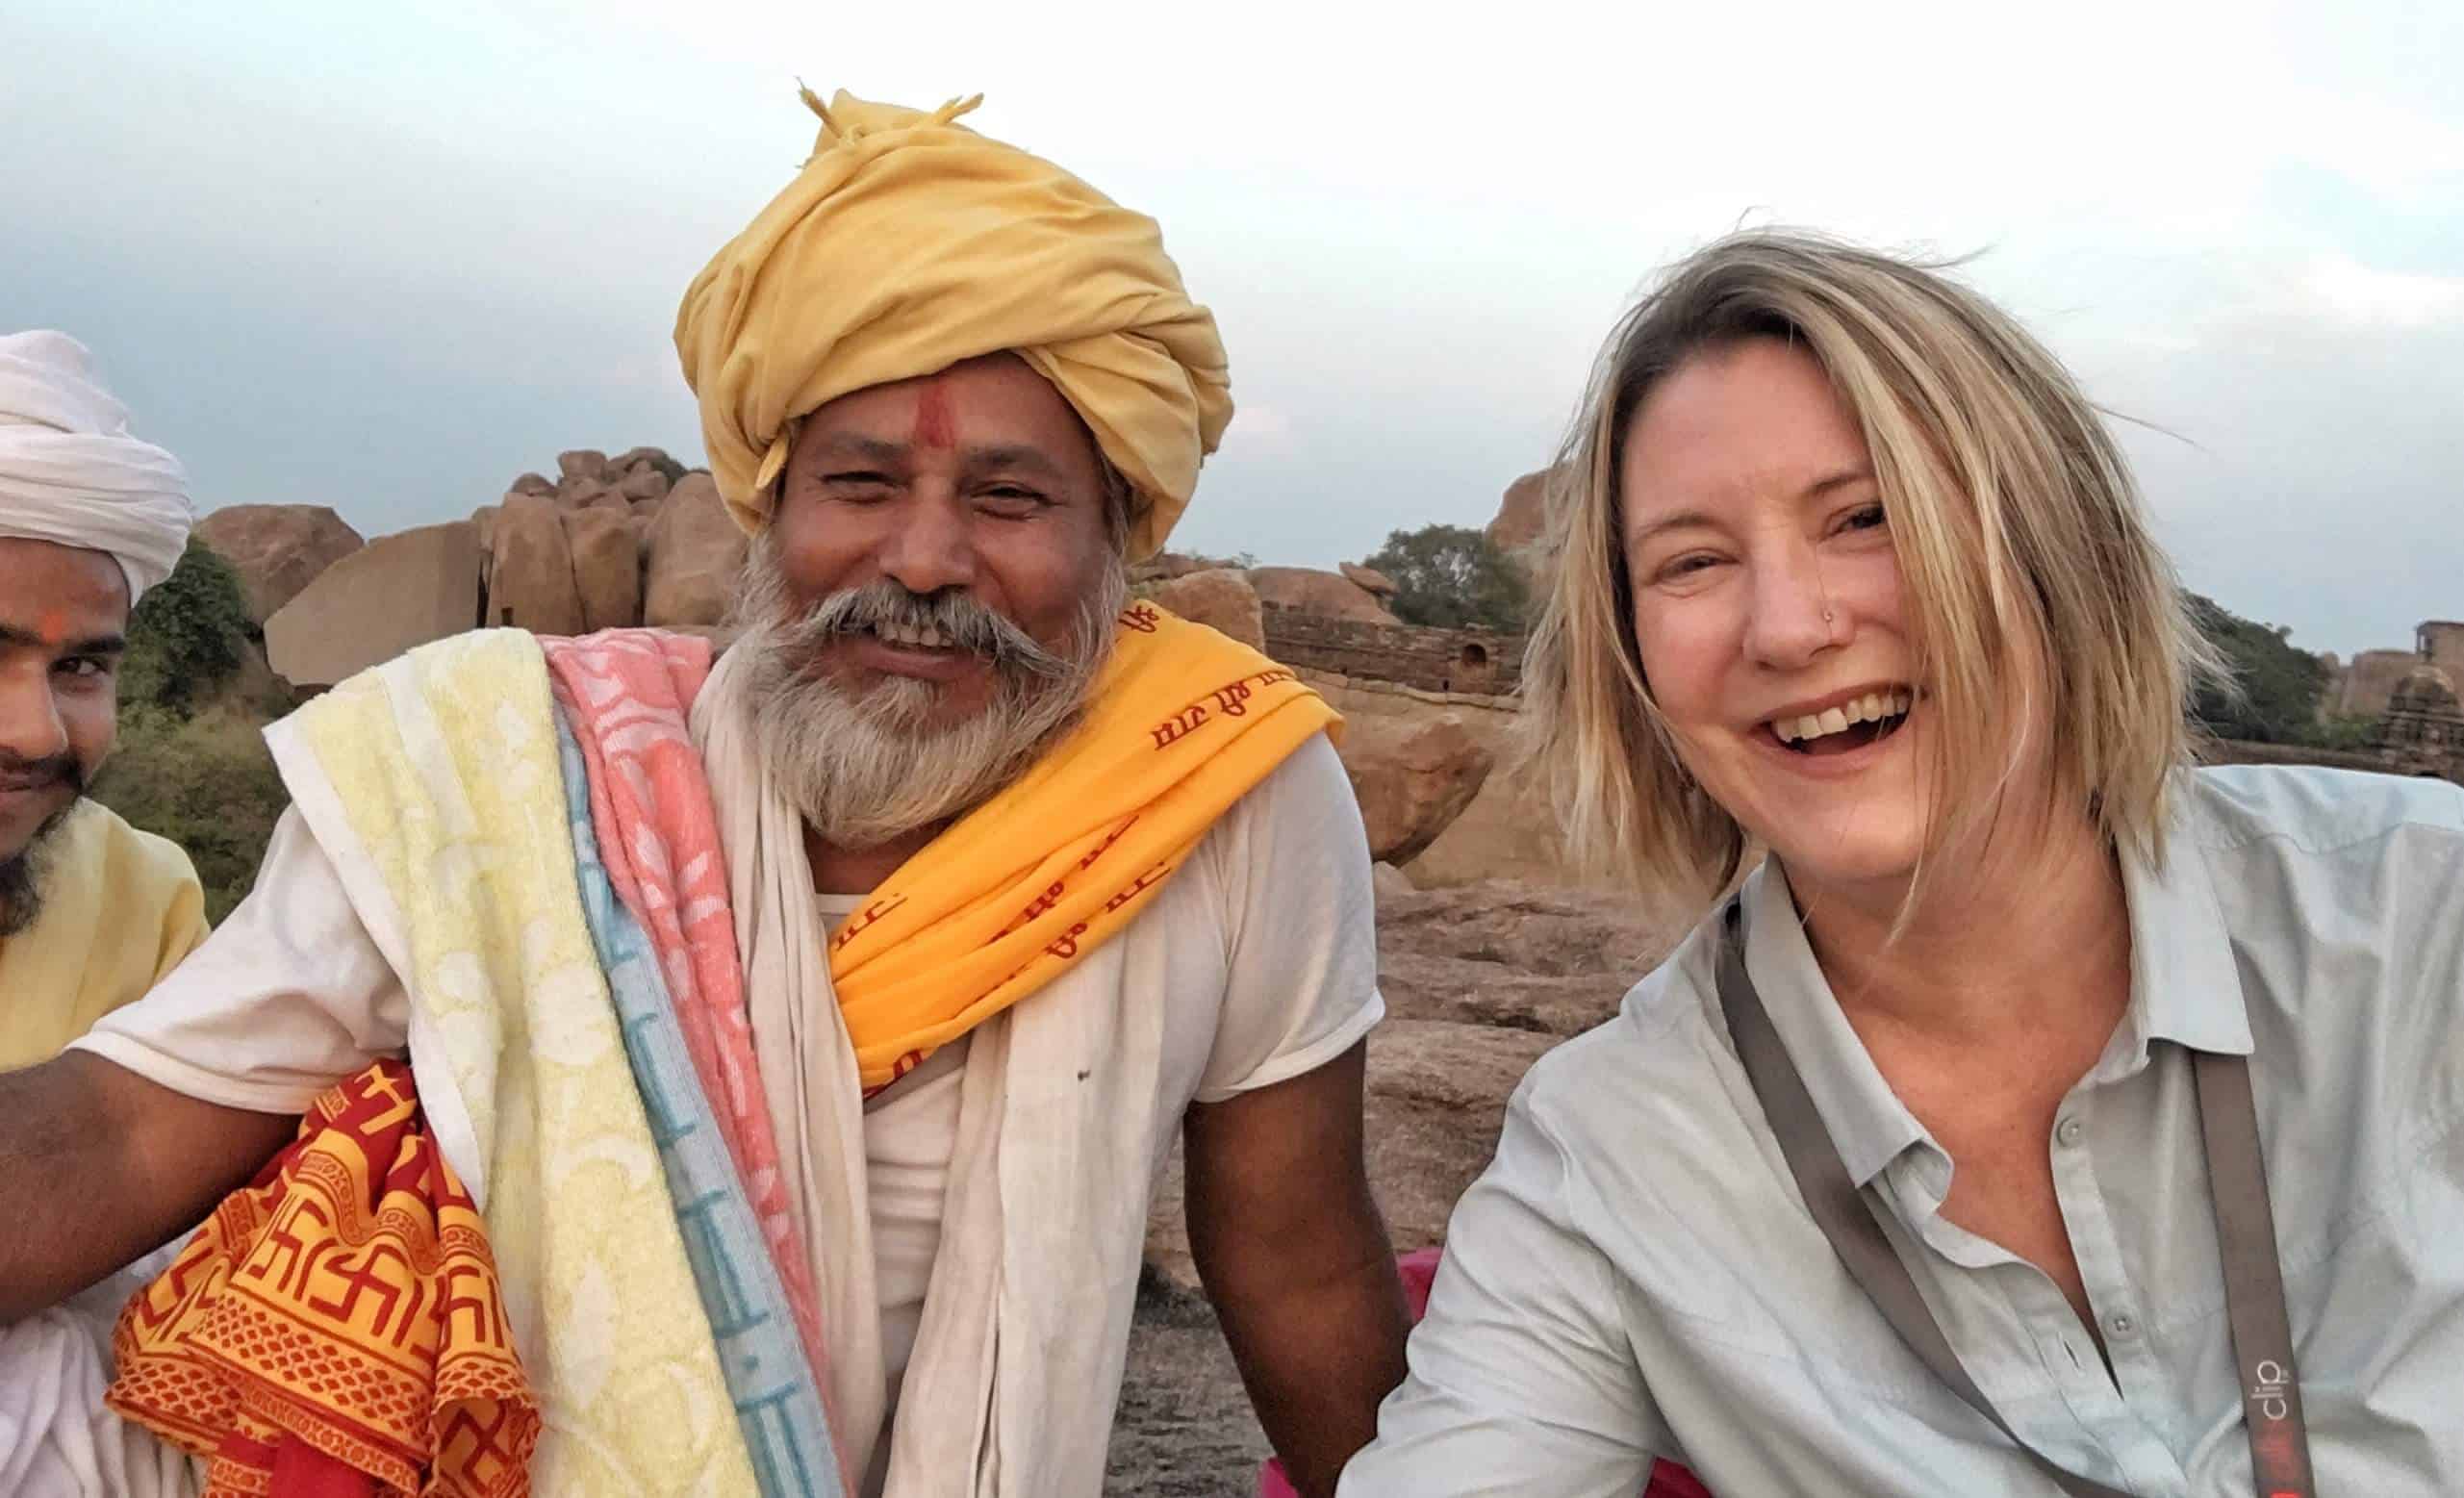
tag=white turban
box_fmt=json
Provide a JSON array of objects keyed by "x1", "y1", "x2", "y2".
[{"x1": 0, "y1": 331, "x2": 193, "y2": 603}]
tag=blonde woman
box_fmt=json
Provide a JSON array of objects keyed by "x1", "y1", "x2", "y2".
[{"x1": 1340, "y1": 233, "x2": 2464, "y2": 1497}]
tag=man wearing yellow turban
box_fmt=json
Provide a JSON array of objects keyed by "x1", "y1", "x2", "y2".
[{"x1": 0, "y1": 91, "x2": 1407, "y2": 1497}]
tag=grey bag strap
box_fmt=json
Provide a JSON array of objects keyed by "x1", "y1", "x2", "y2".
[
  {"x1": 1714, "y1": 903, "x2": 2132, "y2": 1498},
  {"x1": 2191, "y1": 1049, "x2": 2319, "y2": 1496},
  {"x1": 1716, "y1": 901, "x2": 2314, "y2": 1498}
]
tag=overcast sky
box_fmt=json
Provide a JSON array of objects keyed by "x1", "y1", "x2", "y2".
[{"x1": 7, "y1": 0, "x2": 2457, "y2": 658}]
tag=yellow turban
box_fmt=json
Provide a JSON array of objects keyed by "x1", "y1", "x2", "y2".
[{"x1": 674, "y1": 89, "x2": 1232, "y2": 560}]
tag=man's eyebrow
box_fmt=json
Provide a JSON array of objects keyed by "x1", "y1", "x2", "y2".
[
  {"x1": 964, "y1": 444, "x2": 1067, "y2": 481},
  {"x1": 800, "y1": 432, "x2": 907, "y2": 465},
  {"x1": 798, "y1": 434, "x2": 1072, "y2": 484},
  {"x1": 0, "y1": 623, "x2": 126, "y2": 656}
]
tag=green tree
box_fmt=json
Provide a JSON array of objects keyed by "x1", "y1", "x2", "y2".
[
  {"x1": 118, "y1": 539, "x2": 255, "y2": 711},
  {"x1": 2185, "y1": 593, "x2": 2330, "y2": 745},
  {"x1": 1360, "y1": 523, "x2": 1530, "y2": 632}
]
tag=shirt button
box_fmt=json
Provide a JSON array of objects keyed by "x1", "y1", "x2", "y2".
[
  {"x1": 2108, "y1": 1312, "x2": 2136, "y2": 1338},
  {"x1": 2055, "y1": 1116, "x2": 2085, "y2": 1148}
]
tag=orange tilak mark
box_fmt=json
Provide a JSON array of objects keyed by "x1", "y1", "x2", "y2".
[{"x1": 912, "y1": 380, "x2": 957, "y2": 449}]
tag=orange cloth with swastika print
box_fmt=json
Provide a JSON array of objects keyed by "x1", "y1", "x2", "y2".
[
  {"x1": 831, "y1": 602, "x2": 1337, "y2": 1092},
  {"x1": 106, "y1": 1059, "x2": 538, "y2": 1497}
]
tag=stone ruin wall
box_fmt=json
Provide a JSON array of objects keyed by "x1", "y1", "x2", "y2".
[
  {"x1": 2422, "y1": 621, "x2": 2464, "y2": 676},
  {"x1": 1261, "y1": 605, "x2": 1525, "y2": 698},
  {"x1": 2328, "y1": 623, "x2": 2464, "y2": 720}
]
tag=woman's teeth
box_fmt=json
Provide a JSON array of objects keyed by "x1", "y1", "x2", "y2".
[{"x1": 1770, "y1": 690, "x2": 1913, "y2": 746}]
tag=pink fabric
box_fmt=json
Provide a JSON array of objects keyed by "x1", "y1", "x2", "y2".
[
  {"x1": 538, "y1": 629, "x2": 836, "y2": 1439},
  {"x1": 1258, "y1": 1246, "x2": 1712, "y2": 1497}
]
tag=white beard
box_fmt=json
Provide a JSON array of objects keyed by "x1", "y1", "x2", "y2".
[{"x1": 726, "y1": 545, "x2": 1126, "y2": 851}]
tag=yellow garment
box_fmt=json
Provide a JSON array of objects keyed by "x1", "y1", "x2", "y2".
[
  {"x1": 0, "y1": 799, "x2": 207, "y2": 1071},
  {"x1": 274, "y1": 630, "x2": 758, "y2": 1494},
  {"x1": 674, "y1": 89, "x2": 1232, "y2": 559},
  {"x1": 832, "y1": 601, "x2": 1336, "y2": 1090}
]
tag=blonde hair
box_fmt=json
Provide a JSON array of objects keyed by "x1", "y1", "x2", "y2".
[{"x1": 1521, "y1": 229, "x2": 2224, "y2": 917}]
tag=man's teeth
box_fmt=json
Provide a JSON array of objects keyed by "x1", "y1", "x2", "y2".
[
  {"x1": 1771, "y1": 690, "x2": 1913, "y2": 745},
  {"x1": 874, "y1": 621, "x2": 953, "y2": 648}
]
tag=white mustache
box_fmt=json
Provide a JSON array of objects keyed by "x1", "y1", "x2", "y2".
[{"x1": 784, "y1": 581, "x2": 1074, "y2": 680}]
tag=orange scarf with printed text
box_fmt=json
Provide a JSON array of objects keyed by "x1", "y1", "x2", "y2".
[{"x1": 832, "y1": 602, "x2": 1336, "y2": 1091}]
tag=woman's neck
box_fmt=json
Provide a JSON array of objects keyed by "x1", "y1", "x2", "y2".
[{"x1": 1789, "y1": 809, "x2": 2134, "y2": 1050}]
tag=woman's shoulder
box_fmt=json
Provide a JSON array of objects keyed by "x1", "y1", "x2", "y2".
[
  {"x1": 2182, "y1": 762, "x2": 2464, "y2": 858},
  {"x1": 1511, "y1": 906, "x2": 1737, "y2": 1144}
]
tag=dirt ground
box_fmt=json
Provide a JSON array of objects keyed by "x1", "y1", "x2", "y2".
[{"x1": 1105, "y1": 1269, "x2": 1271, "y2": 1496}]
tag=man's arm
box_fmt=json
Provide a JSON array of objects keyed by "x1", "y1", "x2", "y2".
[
  {"x1": 1184, "y1": 1038, "x2": 1409, "y2": 1498},
  {"x1": 0, "y1": 1051, "x2": 294, "y2": 1320}
]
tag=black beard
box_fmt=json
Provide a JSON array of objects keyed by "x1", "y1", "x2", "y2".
[{"x1": 0, "y1": 796, "x2": 81, "y2": 938}]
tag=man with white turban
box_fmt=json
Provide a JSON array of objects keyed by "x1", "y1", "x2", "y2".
[
  {"x1": 0, "y1": 330, "x2": 205, "y2": 1065},
  {"x1": 0, "y1": 92, "x2": 1407, "y2": 1498},
  {"x1": 0, "y1": 330, "x2": 207, "y2": 1496}
]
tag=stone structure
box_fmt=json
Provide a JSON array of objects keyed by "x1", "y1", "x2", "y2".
[
  {"x1": 1339, "y1": 562, "x2": 1399, "y2": 601},
  {"x1": 1248, "y1": 566, "x2": 1395, "y2": 623},
  {"x1": 2422, "y1": 621, "x2": 2464, "y2": 675},
  {"x1": 265, "y1": 520, "x2": 485, "y2": 689},
  {"x1": 2375, "y1": 663, "x2": 2463, "y2": 768},
  {"x1": 2327, "y1": 622, "x2": 2464, "y2": 721},
  {"x1": 194, "y1": 504, "x2": 367, "y2": 624},
  {"x1": 1146, "y1": 568, "x2": 1264, "y2": 650},
  {"x1": 642, "y1": 472, "x2": 747, "y2": 628},
  {"x1": 1261, "y1": 605, "x2": 1523, "y2": 697},
  {"x1": 484, "y1": 493, "x2": 589, "y2": 635},
  {"x1": 2317, "y1": 620, "x2": 2464, "y2": 782},
  {"x1": 1487, "y1": 466, "x2": 1557, "y2": 556},
  {"x1": 1335, "y1": 712, "x2": 1496, "y2": 866},
  {"x1": 2328, "y1": 648, "x2": 2419, "y2": 719}
]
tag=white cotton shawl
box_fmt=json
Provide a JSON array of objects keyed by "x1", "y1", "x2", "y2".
[
  {"x1": 690, "y1": 645, "x2": 1172, "y2": 1497},
  {"x1": 0, "y1": 331, "x2": 192, "y2": 601},
  {"x1": 0, "y1": 1244, "x2": 201, "y2": 1498}
]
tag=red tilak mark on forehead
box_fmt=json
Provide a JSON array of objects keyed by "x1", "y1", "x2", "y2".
[{"x1": 911, "y1": 381, "x2": 957, "y2": 450}]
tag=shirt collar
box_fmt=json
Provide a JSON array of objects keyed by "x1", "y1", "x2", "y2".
[
  {"x1": 2110, "y1": 782, "x2": 2253, "y2": 1066},
  {"x1": 1737, "y1": 783, "x2": 2254, "y2": 1186},
  {"x1": 1740, "y1": 862, "x2": 1929, "y2": 1188}
]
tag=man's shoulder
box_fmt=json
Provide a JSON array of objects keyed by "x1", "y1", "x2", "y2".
[
  {"x1": 66, "y1": 799, "x2": 205, "y2": 901},
  {"x1": 20, "y1": 801, "x2": 211, "y2": 1003},
  {"x1": 1210, "y1": 728, "x2": 1358, "y2": 843}
]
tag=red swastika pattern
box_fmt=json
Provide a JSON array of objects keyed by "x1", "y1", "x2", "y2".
[{"x1": 107, "y1": 1059, "x2": 538, "y2": 1496}]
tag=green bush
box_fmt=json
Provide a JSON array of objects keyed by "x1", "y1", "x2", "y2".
[
  {"x1": 90, "y1": 539, "x2": 292, "y2": 921},
  {"x1": 2307, "y1": 713, "x2": 2382, "y2": 751},
  {"x1": 91, "y1": 704, "x2": 289, "y2": 923},
  {"x1": 1361, "y1": 524, "x2": 1530, "y2": 632}
]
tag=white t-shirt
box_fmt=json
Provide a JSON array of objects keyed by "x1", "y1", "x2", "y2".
[
  {"x1": 75, "y1": 733, "x2": 1383, "y2": 1434},
  {"x1": 818, "y1": 891, "x2": 968, "y2": 1425}
]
